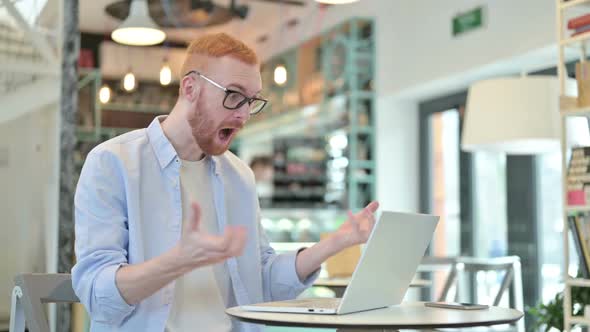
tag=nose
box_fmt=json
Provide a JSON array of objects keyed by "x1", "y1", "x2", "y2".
[{"x1": 233, "y1": 103, "x2": 251, "y2": 123}]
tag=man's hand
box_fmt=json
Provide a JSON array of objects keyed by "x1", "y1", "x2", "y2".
[
  {"x1": 333, "y1": 201, "x2": 380, "y2": 249},
  {"x1": 115, "y1": 201, "x2": 247, "y2": 305},
  {"x1": 294, "y1": 201, "x2": 380, "y2": 281},
  {"x1": 177, "y1": 202, "x2": 247, "y2": 272}
]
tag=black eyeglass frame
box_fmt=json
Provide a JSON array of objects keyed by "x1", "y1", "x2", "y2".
[{"x1": 184, "y1": 70, "x2": 268, "y2": 115}]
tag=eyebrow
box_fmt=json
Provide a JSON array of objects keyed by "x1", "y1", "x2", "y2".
[{"x1": 227, "y1": 83, "x2": 262, "y2": 97}]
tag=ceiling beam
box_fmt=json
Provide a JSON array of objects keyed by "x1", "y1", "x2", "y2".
[
  {"x1": 1, "y1": 0, "x2": 58, "y2": 66},
  {"x1": 0, "y1": 78, "x2": 59, "y2": 124}
]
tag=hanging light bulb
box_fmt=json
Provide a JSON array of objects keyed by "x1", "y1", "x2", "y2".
[
  {"x1": 274, "y1": 64, "x2": 287, "y2": 86},
  {"x1": 111, "y1": 0, "x2": 166, "y2": 46},
  {"x1": 99, "y1": 85, "x2": 111, "y2": 103},
  {"x1": 160, "y1": 60, "x2": 172, "y2": 86},
  {"x1": 123, "y1": 70, "x2": 136, "y2": 92},
  {"x1": 315, "y1": 0, "x2": 359, "y2": 3}
]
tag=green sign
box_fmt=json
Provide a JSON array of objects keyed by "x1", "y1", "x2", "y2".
[{"x1": 453, "y1": 7, "x2": 484, "y2": 37}]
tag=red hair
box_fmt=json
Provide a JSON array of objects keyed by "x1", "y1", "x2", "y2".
[{"x1": 180, "y1": 33, "x2": 258, "y2": 76}]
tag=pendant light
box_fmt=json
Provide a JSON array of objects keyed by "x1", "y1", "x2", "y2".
[
  {"x1": 274, "y1": 64, "x2": 287, "y2": 86},
  {"x1": 160, "y1": 58, "x2": 172, "y2": 86},
  {"x1": 462, "y1": 76, "x2": 589, "y2": 154},
  {"x1": 99, "y1": 85, "x2": 111, "y2": 103},
  {"x1": 111, "y1": 0, "x2": 166, "y2": 46},
  {"x1": 123, "y1": 69, "x2": 136, "y2": 92},
  {"x1": 273, "y1": 3, "x2": 288, "y2": 87}
]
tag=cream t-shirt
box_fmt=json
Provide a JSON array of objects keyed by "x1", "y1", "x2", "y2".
[{"x1": 165, "y1": 157, "x2": 233, "y2": 332}]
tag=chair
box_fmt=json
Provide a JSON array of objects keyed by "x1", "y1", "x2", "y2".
[
  {"x1": 418, "y1": 256, "x2": 459, "y2": 302},
  {"x1": 9, "y1": 273, "x2": 79, "y2": 332},
  {"x1": 420, "y1": 256, "x2": 524, "y2": 332}
]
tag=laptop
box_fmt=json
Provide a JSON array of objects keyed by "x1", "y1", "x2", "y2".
[{"x1": 241, "y1": 211, "x2": 439, "y2": 315}]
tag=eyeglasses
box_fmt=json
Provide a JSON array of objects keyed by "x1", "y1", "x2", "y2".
[{"x1": 184, "y1": 70, "x2": 268, "y2": 115}]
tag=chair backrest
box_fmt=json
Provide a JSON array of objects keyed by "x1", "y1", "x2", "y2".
[
  {"x1": 9, "y1": 273, "x2": 79, "y2": 332},
  {"x1": 418, "y1": 256, "x2": 459, "y2": 302},
  {"x1": 419, "y1": 256, "x2": 524, "y2": 332},
  {"x1": 454, "y1": 256, "x2": 523, "y2": 308}
]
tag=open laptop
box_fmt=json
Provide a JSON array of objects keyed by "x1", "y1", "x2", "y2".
[{"x1": 241, "y1": 211, "x2": 439, "y2": 315}]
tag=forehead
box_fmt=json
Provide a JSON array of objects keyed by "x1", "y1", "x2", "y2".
[{"x1": 207, "y1": 56, "x2": 262, "y2": 94}]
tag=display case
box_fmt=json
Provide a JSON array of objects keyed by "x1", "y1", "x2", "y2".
[{"x1": 239, "y1": 17, "x2": 376, "y2": 252}]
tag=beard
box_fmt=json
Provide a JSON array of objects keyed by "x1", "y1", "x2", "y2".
[{"x1": 187, "y1": 105, "x2": 243, "y2": 156}]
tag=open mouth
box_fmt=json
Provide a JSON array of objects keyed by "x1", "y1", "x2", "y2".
[{"x1": 218, "y1": 128, "x2": 237, "y2": 142}]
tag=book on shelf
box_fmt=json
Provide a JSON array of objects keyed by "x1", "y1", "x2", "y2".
[
  {"x1": 567, "y1": 147, "x2": 590, "y2": 205},
  {"x1": 577, "y1": 61, "x2": 590, "y2": 107},
  {"x1": 568, "y1": 14, "x2": 590, "y2": 30},
  {"x1": 569, "y1": 214, "x2": 590, "y2": 278}
]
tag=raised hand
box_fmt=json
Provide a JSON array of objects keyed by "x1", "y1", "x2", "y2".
[
  {"x1": 334, "y1": 201, "x2": 380, "y2": 248},
  {"x1": 177, "y1": 202, "x2": 247, "y2": 270}
]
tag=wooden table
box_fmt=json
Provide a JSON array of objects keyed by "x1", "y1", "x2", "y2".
[{"x1": 226, "y1": 301, "x2": 523, "y2": 332}]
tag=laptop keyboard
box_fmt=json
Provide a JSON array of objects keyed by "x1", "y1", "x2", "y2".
[{"x1": 255, "y1": 298, "x2": 341, "y2": 309}]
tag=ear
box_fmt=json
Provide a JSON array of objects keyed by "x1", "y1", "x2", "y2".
[{"x1": 180, "y1": 75, "x2": 200, "y2": 102}]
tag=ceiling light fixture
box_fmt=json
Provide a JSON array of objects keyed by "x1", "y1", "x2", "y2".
[
  {"x1": 274, "y1": 64, "x2": 287, "y2": 86},
  {"x1": 123, "y1": 70, "x2": 136, "y2": 92},
  {"x1": 160, "y1": 58, "x2": 172, "y2": 86},
  {"x1": 111, "y1": 0, "x2": 166, "y2": 46},
  {"x1": 462, "y1": 76, "x2": 589, "y2": 154},
  {"x1": 99, "y1": 85, "x2": 111, "y2": 104}
]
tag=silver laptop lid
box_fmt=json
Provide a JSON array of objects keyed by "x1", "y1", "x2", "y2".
[{"x1": 337, "y1": 211, "x2": 439, "y2": 314}]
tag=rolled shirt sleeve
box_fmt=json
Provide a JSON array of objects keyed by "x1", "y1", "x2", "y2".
[
  {"x1": 258, "y1": 221, "x2": 320, "y2": 301},
  {"x1": 71, "y1": 147, "x2": 136, "y2": 326}
]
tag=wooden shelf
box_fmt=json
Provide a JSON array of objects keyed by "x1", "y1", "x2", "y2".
[
  {"x1": 101, "y1": 103, "x2": 170, "y2": 114},
  {"x1": 560, "y1": 31, "x2": 590, "y2": 49},
  {"x1": 570, "y1": 317, "x2": 590, "y2": 326},
  {"x1": 560, "y1": 96, "x2": 590, "y2": 116},
  {"x1": 567, "y1": 278, "x2": 590, "y2": 287},
  {"x1": 566, "y1": 205, "x2": 590, "y2": 213},
  {"x1": 560, "y1": 0, "x2": 590, "y2": 10},
  {"x1": 561, "y1": 107, "x2": 590, "y2": 117}
]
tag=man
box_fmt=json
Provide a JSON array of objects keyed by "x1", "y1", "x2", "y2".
[
  {"x1": 249, "y1": 155, "x2": 274, "y2": 205},
  {"x1": 72, "y1": 33, "x2": 379, "y2": 332}
]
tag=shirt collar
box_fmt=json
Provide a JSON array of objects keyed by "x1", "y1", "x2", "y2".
[
  {"x1": 147, "y1": 116, "x2": 178, "y2": 169},
  {"x1": 147, "y1": 115, "x2": 223, "y2": 175}
]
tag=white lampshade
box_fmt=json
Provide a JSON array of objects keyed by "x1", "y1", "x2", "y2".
[
  {"x1": 462, "y1": 76, "x2": 588, "y2": 154},
  {"x1": 111, "y1": 0, "x2": 166, "y2": 46}
]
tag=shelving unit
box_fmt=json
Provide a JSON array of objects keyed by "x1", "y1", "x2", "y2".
[
  {"x1": 321, "y1": 18, "x2": 376, "y2": 211},
  {"x1": 271, "y1": 136, "x2": 329, "y2": 208},
  {"x1": 241, "y1": 17, "x2": 376, "y2": 212},
  {"x1": 558, "y1": 1, "x2": 590, "y2": 330},
  {"x1": 561, "y1": 0, "x2": 590, "y2": 11},
  {"x1": 74, "y1": 69, "x2": 178, "y2": 177},
  {"x1": 566, "y1": 205, "x2": 590, "y2": 213}
]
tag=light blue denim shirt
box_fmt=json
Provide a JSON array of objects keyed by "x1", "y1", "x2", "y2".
[{"x1": 72, "y1": 116, "x2": 319, "y2": 332}]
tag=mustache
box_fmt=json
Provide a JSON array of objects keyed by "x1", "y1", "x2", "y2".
[{"x1": 220, "y1": 120, "x2": 245, "y2": 130}]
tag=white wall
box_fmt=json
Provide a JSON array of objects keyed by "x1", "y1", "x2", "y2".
[
  {"x1": 375, "y1": 97, "x2": 419, "y2": 212},
  {"x1": 256, "y1": 0, "x2": 562, "y2": 212},
  {"x1": 261, "y1": 0, "x2": 557, "y2": 96},
  {"x1": 0, "y1": 106, "x2": 60, "y2": 321},
  {"x1": 301, "y1": 0, "x2": 557, "y2": 211}
]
